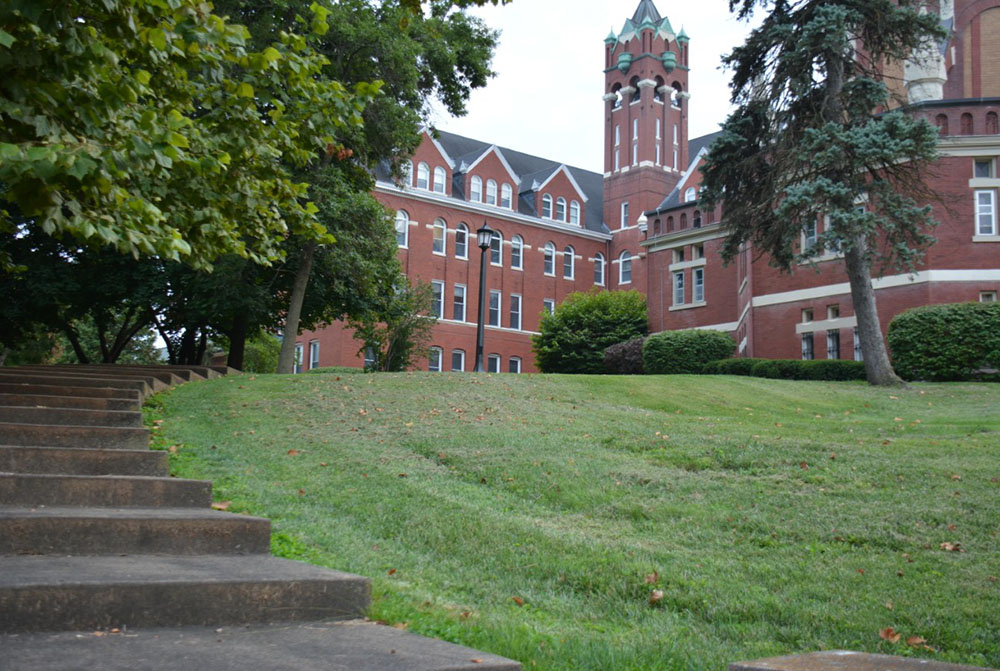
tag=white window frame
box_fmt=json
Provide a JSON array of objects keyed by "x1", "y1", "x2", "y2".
[
  {"x1": 673, "y1": 271, "x2": 684, "y2": 305},
  {"x1": 509, "y1": 293, "x2": 522, "y2": 330},
  {"x1": 619, "y1": 251, "x2": 632, "y2": 285},
  {"x1": 508, "y1": 357, "x2": 522, "y2": 374},
  {"x1": 294, "y1": 343, "x2": 304, "y2": 374},
  {"x1": 429, "y1": 347, "x2": 443, "y2": 372},
  {"x1": 543, "y1": 242, "x2": 556, "y2": 276},
  {"x1": 487, "y1": 354, "x2": 501, "y2": 374},
  {"x1": 511, "y1": 235, "x2": 523, "y2": 270},
  {"x1": 976, "y1": 190, "x2": 997, "y2": 236},
  {"x1": 432, "y1": 219, "x2": 446, "y2": 255},
  {"x1": 569, "y1": 200, "x2": 581, "y2": 225},
  {"x1": 430, "y1": 280, "x2": 444, "y2": 319},
  {"x1": 980, "y1": 291, "x2": 998, "y2": 302},
  {"x1": 802, "y1": 334, "x2": 815, "y2": 361},
  {"x1": 486, "y1": 179, "x2": 498, "y2": 206},
  {"x1": 621, "y1": 201, "x2": 629, "y2": 229},
  {"x1": 556, "y1": 197, "x2": 567, "y2": 222},
  {"x1": 433, "y1": 166, "x2": 446, "y2": 194},
  {"x1": 693, "y1": 268, "x2": 705, "y2": 303},
  {"x1": 543, "y1": 299, "x2": 555, "y2": 315},
  {"x1": 488, "y1": 290, "x2": 501, "y2": 327},
  {"x1": 853, "y1": 328, "x2": 863, "y2": 361},
  {"x1": 395, "y1": 210, "x2": 409, "y2": 248},
  {"x1": 455, "y1": 223, "x2": 469, "y2": 259},
  {"x1": 500, "y1": 183, "x2": 513, "y2": 209},
  {"x1": 451, "y1": 349, "x2": 466, "y2": 372},
  {"x1": 542, "y1": 194, "x2": 553, "y2": 219},
  {"x1": 417, "y1": 162, "x2": 430, "y2": 190},
  {"x1": 684, "y1": 187, "x2": 697, "y2": 203},
  {"x1": 827, "y1": 331, "x2": 841, "y2": 360},
  {"x1": 594, "y1": 252, "x2": 605, "y2": 286},
  {"x1": 804, "y1": 219, "x2": 819, "y2": 251},
  {"x1": 308, "y1": 340, "x2": 320, "y2": 370},
  {"x1": 453, "y1": 284, "x2": 467, "y2": 322},
  {"x1": 470, "y1": 176, "x2": 483, "y2": 202},
  {"x1": 563, "y1": 246, "x2": 575, "y2": 280},
  {"x1": 490, "y1": 231, "x2": 503, "y2": 266}
]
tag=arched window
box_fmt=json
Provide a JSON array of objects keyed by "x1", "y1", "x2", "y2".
[
  {"x1": 542, "y1": 194, "x2": 553, "y2": 219},
  {"x1": 961, "y1": 113, "x2": 974, "y2": 136},
  {"x1": 653, "y1": 76, "x2": 665, "y2": 103},
  {"x1": 935, "y1": 114, "x2": 949, "y2": 137},
  {"x1": 556, "y1": 197, "x2": 567, "y2": 221},
  {"x1": 667, "y1": 216, "x2": 674, "y2": 232},
  {"x1": 433, "y1": 166, "x2": 446, "y2": 193},
  {"x1": 692, "y1": 210, "x2": 702, "y2": 229},
  {"x1": 988, "y1": 112, "x2": 999, "y2": 135},
  {"x1": 630, "y1": 76, "x2": 641, "y2": 103},
  {"x1": 653, "y1": 219, "x2": 662, "y2": 235},
  {"x1": 680, "y1": 213, "x2": 688, "y2": 229},
  {"x1": 470, "y1": 176, "x2": 483, "y2": 202},
  {"x1": 490, "y1": 230, "x2": 503, "y2": 265},
  {"x1": 500, "y1": 183, "x2": 513, "y2": 209},
  {"x1": 611, "y1": 83, "x2": 623, "y2": 110},
  {"x1": 511, "y1": 235, "x2": 523, "y2": 269},
  {"x1": 569, "y1": 200, "x2": 581, "y2": 225},
  {"x1": 455, "y1": 223, "x2": 469, "y2": 259},
  {"x1": 685, "y1": 187, "x2": 697, "y2": 202},
  {"x1": 543, "y1": 242, "x2": 555, "y2": 275},
  {"x1": 432, "y1": 219, "x2": 446, "y2": 254},
  {"x1": 486, "y1": 179, "x2": 498, "y2": 206},
  {"x1": 395, "y1": 210, "x2": 409, "y2": 247},
  {"x1": 671, "y1": 82, "x2": 683, "y2": 108},
  {"x1": 619, "y1": 251, "x2": 632, "y2": 284},
  {"x1": 563, "y1": 245, "x2": 575, "y2": 279},
  {"x1": 417, "y1": 162, "x2": 430, "y2": 189},
  {"x1": 594, "y1": 252, "x2": 605, "y2": 286}
]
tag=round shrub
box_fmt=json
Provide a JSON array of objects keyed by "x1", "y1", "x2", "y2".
[
  {"x1": 888, "y1": 302, "x2": 1000, "y2": 381},
  {"x1": 604, "y1": 337, "x2": 647, "y2": 375},
  {"x1": 642, "y1": 330, "x2": 735, "y2": 375}
]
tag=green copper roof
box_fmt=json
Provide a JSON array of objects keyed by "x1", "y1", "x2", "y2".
[
  {"x1": 677, "y1": 25, "x2": 689, "y2": 41},
  {"x1": 605, "y1": 28, "x2": 618, "y2": 43},
  {"x1": 631, "y1": 0, "x2": 662, "y2": 24}
]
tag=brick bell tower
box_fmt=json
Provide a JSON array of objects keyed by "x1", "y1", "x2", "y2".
[{"x1": 604, "y1": 0, "x2": 690, "y2": 292}]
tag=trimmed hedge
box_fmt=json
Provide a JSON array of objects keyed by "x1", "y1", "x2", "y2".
[
  {"x1": 888, "y1": 302, "x2": 1000, "y2": 381},
  {"x1": 604, "y1": 337, "x2": 646, "y2": 375},
  {"x1": 702, "y1": 357, "x2": 867, "y2": 381},
  {"x1": 701, "y1": 358, "x2": 761, "y2": 376},
  {"x1": 643, "y1": 330, "x2": 735, "y2": 375}
]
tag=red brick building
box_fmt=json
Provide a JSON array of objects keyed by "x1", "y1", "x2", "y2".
[{"x1": 297, "y1": 0, "x2": 999, "y2": 373}]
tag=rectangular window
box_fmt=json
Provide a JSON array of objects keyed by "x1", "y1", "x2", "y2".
[
  {"x1": 695, "y1": 245, "x2": 705, "y2": 259},
  {"x1": 975, "y1": 159, "x2": 994, "y2": 178},
  {"x1": 429, "y1": 347, "x2": 442, "y2": 372},
  {"x1": 827, "y1": 305, "x2": 840, "y2": 320},
  {"x1": 804, "y1": 220, "x2": 819, "y2": 251},
  {"x1": 621, "y1": 202, "x2": 629, "y2": 229},
  {"x1": 308, "y1": 341, "x2": 320, "y2": 370},
  {"x1": 976, "y1": 190, "x2": 997, "y2": 235},
  {"x1": 673, "y1": 271, "x2": 685, "y2": 306},
  {"x1": 432, "y1": 223, "x2": 445, "y2": 255},
  {"x1": 673, "y1": 124, "x2": 678, "y2": 144},
  {"x1": 451, "y1": 350, "x2": 465, "y2": 372},
  {"x1": 615, "y1": 149, "x2": 620, "y2": 171},
  {"x1": 487, "y1": 354, "x2": 501, "y2": 374},
  {"x1": 673, "y1": 248, "x2": 685, "y2": 264},
  {"x1": 656, "y1": 143, "x2": 661, "y2": 165},
  {"x1": 615, "y1": 125, "x2": 620, "y2": 146},
  {"x1": 673, "y1": 149, "x2": 678, "y2": 169},
  {"x1": 509, "y1": 294, "x2": 522, "y2": 330},
  {"x1": 981, "y1": 291, "x2": 998, "y2": 302},
  {"x1": 453, "y1": 285, "x2": 466, "y2": 322},
  {"x1": 854, "y1": 328, "x2": 863, "y2": 361},
  {"x1": 632, "y1": 142, "x2": 638, "y2": 166},
  {"x1": 508, "y1": 357, "x2": 521, "y2": 374},
  {"x1": 693, "y1": 268, "x2": 705, "y2": 303},
  {"x1": 802, "y1": 334, "x2": 815, "y2": 361},
  {"x1": 827, "y1": 331, "x2": 841, "y2": 360},
  {"x1": 802, "y1": 308, "x2": 814, "y2": 323},
  {"x1": 294, "y1": 343, "x2": 304, "y2": 374},
  {"x1": 488, "y1": 290, "x2": 501, "y2": 327},
  {"x1": 511, "y1": 240, "x2": 522, "y2": 269},
  {"x1": 431, "y1": 281, "x2": 444, "y2": 319},
  {"x1": 543, "y1": 299, "x2": 555, "y2": 316}
]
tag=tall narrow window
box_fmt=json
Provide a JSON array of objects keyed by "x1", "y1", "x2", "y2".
[
  {"x1": 509, "y1": 294, "x2": 522, "y2": 330},
  {"x1": 543, "y1": 242, "x2": 555, "y2": 275},
  {"x1": 693, "y1": 268, "x2": 704, "y2": 303},
  {"x1": 395, "y1": 210, "x2": 409, "y2": 248},
  {"x1": 563, "y1": 246, "x2": 575, "y2": 279},
  {"x1": 309, "y1": 341, "x2": 320, "y2": 370},
  {"x1": 455, "y1": 223, "x2": 468, "y2": 259},
  {"x1": 614, "y1": 125, "x2": 621, "y2": 171},
  {"x1": 569, "y1": 201, "x2": 581, "y2": 225},
  {"x1": 508, "y1": 357, "x2": 522, "y2": 374},
  {"x1": 500, "y1": 183, "x2": 513, "y2": 209},
  {"x1": 486, "y1": 179, "x2": 498, "y2": 205},
  {"x1": 470, "y1": 176, "x2": 483, "y2": 202},
  {"x1": 294, "y1": 343, "x2": 304, "y2": 374},
  {"x1": 429, "y1": 347, "x2": 442, "y2": 372},
  {"x1": 453, "y1": 285, "x2": 466, "y2": 322},
  {"x1": 619, "y1": 251, "x2": 632, "y2": 284},
  {"x1": 542, "y1": 194, "x2": 553, "y2": 219},
  {"x1": 594, "y1": 252, "x2": 605, "y2": 286},
  {"x1": 556, "y1": 197, "x2": 567, "y2": 221},
  {"x1": 827, "y1": 331, "x2": 841, "y2": 360},
  {"x1": 543, "y1": 299, "x2": 555, "y2": 315},
  {"x1": 416, "y1": 162, "x2": 430, "y2": 189},
  {"x1": 804, "y1": 220, "x2": 819, "y2": 250},
  {"x1": 487, "y1": 354, "x2": 501, "y2": 374},
  {"x1": 490, "y1": 231, "x2": 503, "y2": 265},
  {"x1": 853, "y1": 328, "x2": 863, "y2": 361},
  {"x1": 976, "y1": 190, "x2": 997, "y2": 235},
  {"x1": 632, "y1": 118, "x2": 639, "y2": 165},
  {"x1": 621, "y1": 202, "x2": 629, "y2": 229},
  {"x1": 511, "y1": 235, "x2": 523, "y2": 269},
  {"x1": 432, "y1": 219, "x2": 446, "y2": 255},
  {"x1": 433, "y1": 166, "x2": 446, "y2": 193},
  {"x1": 451, "y1": 350, "x2": 466, "y2": 372},
  {"x1": 431, "y1": 281, "x2": 444, "y2": 319},
  {"x1": 632, "y1": 142, "x2": 638, "y2": 166},
  {"x1": 673, "y1": 271, "x2": 684, "y2": 305},
  {"x1": 488, "y1": 290, "x2": 501, "y2": 327},
  {"x1": 801, "y1": 334, "x2": 815, "y2": 361}
]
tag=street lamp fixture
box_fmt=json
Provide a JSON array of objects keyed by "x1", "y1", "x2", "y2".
[
  {"x1": 473, "y1": 221, "x2": 493, "y2": 372},
  {"x1": 637, "y1": 212, "x2": 648, "y2": 235}
]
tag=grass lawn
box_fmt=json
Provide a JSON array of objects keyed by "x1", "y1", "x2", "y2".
[{"x1": 147, "y1": 372, "x2": 1000, "y2": 670}]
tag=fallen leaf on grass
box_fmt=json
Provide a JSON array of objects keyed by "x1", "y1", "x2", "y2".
[
  {"x1": 211, "y1": 501, "x2": 232, "y2": 511},
  {"x1": 297, "y1": 489, "x2": 305, "y2": 496},
  {"x1": 951, "y1": 474, "x2": 962, "y2": 481},
  {"x1": 512, "y1": 596, "x2": 525, "y2": 606},
  {"x1": 940, "y1": 542, "x2": 964, "y2": 552},
  {"x1": 287, "y1": 449, "x2": 299, "y2": 456},
  {"x1": 388, "y1": 569, "x2": 396, "y2": 576},
  {"x1": 885, "y1": 601, "x2": 894, "y2": 610},
  {"x1": 393, "y1": 622, "x2": 408, "y2": 630},
  {"x1": 906, "y1": 636, "x2": 927, "y2": 647},
  {"x1": 319, "y1": 462, "x2": 328, "y2": 467},
  {"x1": 988, "y1": 576, "x2": 998, "y2": 583},
  {"x1": 645, "y1": 571, "x2": 659, "y2": 585},
  {"x1": 471, "y1": 659, "x2": 483, "y2": 664},
  {"x1": 879, "y1": 627, "x2": 901, "y2": 644},
  {"x1": 648, "y1": 590, "x2": 664, "y2": 605}
]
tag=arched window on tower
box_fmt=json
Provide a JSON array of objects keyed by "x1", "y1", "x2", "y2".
[
  {"x1": 653, "y1": 76, "x2": 665, "y2": 103},
  {"x1": 500, "y1": 183, "x2": 513, "y2": 209},
  {"x1": 671, "y1": 82, "x2": 683, "y2": 108},
  {"x1": 988, "y1": 112, "x2": 999, "y2": 135},
  {"x1": 611, "y1": 83, "x2": 623, "y2": 110},
  {"x1": 935, "y1": 114, "x2": 949, "y2": 137},
  {"x1": 630, "y1": 76, "x2": 641, "y2": 103},
  {"x1": 961, "y1": 113, "x2": 974, "y2": 136}
]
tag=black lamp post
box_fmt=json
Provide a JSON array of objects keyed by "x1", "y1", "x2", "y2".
[{"x1": 473, "y1": 221, "x2": 493, "y2": 372}]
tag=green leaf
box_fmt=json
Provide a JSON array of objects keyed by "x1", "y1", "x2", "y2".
[
  {"x1": 167, "y1": 132, "x2": 189, "y2": 148},
  {"x1": 236, "y1": 82, "x2": 255, "y2": 98},
  {"x1": 135, "y1": 69, "x2": 152, "y2": 86},
  {"x1": 262, "y1": 47, "x2": 281, "y2": 64},
  {"x1": 148, "y1": 28, "x2": 167, "y2": 51},
  {"x1": 0, "y1": 30, "x2": 16, "y2": 48}
]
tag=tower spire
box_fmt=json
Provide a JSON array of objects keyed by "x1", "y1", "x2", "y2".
[{"x1": 631, "y1": 0, "x2": 662, "y2": 24}]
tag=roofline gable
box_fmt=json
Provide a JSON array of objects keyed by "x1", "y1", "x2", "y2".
[
  {"x1": 536, "y1": 165, "x2": 589, "y2": 203},
  {"x1": 464, "y1": 145, "x2": 520, "y2": 183},
  {"x1": 420, "y1": 128, "x2": 456, "y2": 169}
]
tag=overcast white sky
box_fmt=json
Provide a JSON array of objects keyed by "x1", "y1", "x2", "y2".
[{"x1": 429, "y1": 0, "x2": 756, "y2": 173}]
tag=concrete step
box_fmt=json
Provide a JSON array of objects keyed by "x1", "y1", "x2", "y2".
[
  {"x1": 0, "y1": 445, "x2": 167, "y2": 476},
  {"x1": 728, "y1": 651, "x2": 994, "y2": 671},
  {"x1": 0, "y1": 473, "x2": 212, "y2": 508},
  {"x1": 0, "y1": 372, "x2": 151, "y2": 397},
  {"x1": 0, "y1": 620, "x2": 522, "y2": 670},
  {"x1": 0, "y1": 393, "x2": 140, "y2": 412},
  {"x1": 16, "y1": 365, "x2": 184, "y2": 387},
  {"x1": 0, "y1": 422, "x2": 149, "y2": 450},
  {"x1": 0, "y1": 382, "x2": 140, "y2": 401},
  {"x1": 6, "y1": 368, "x2": 170, "y2": 393},
  {"x1": 0, "y1": 506, "x2": 270, "y2": 556},
  {"x1": 0, "y1": 406, "x2": 142, "y2": 428},
  {"x1": 0, "y1": 555, "x2": 370, "y2": 633}
]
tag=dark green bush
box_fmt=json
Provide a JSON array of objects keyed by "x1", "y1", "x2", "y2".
[
  {"x1": 702, "y1": 358, "x2": 763, "y2": 376},
  {"x1": 750, "y1": 360, "x2": 782, "y2": 379},
  {"x1": 532, "y1": 290, "x2": 648, "y2": 374},
  {"x1": 643, "y1": 330, "x2": 735, "y2": 375},
  {"x1": 746, "y1": 358, "x2": 865, "y2": 381},
  {"x1": 888, "y1": 302, "x2": 1000, "y2": 381},
  {"x1": 604, "y1": 337, "x2": 646, "y2": 375}
]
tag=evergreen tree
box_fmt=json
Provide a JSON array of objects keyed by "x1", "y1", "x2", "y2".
[{"x1": 700, "y1": 0, "x2": 946, "y2": 385}]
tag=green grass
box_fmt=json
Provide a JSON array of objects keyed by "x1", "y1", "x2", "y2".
[{"x1": 146, "y1": 373, "x2": 1000, "y2": 670}]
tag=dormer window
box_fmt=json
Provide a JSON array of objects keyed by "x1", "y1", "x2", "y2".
[
  {"x1": 486, "y1": 179, "x2": 498, "y2": 206},
  {"x1": 433, "y1": 166, "x2": 446, "y2": 194},
  {"x1": 417, "y1": 162, "x2": 430, "y2": 190},
  {"x1": 556, "y1": 197, "x2": 567, "y2": 221},
  {"x1": 684, "y1": 187, "x2": 697, "y2": 203},
  {"x1": 569, "y1": 200, "x2": 581, "y2": 225},
  {"x1": 500, "y1": 183, "x2": 513, "y2": 209},
  {"x1": 542, "y1": 194, "x2": 553, "y2": 219},
  {"x1": 470, "y1": 176, "x2": 482, "y2": 202}
]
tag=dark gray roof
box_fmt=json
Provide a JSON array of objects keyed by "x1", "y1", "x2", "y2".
[
  {"x1": 651, "y1": 131, "x2": 723, "y2": 214},
  {"x1": 632, "y1": 0, "x2": 662, "y2": 24}
]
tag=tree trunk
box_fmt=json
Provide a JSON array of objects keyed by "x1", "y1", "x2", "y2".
[
  {"x1": 0, "y1": 347, "x2": 8, "y2": 367},
  {"x1": 227, "y1": 312, "x2": 249, "y2": 371},
  {"x1": 178, "y1": 328, "x2": 197, "y2": 365},
  {"x1": 277, "y1": 240, "x2": 317, "y2": 374},
  {"x1": 62, "y1": 324, "x2": 90, "y2": 364},
  {"x1": 844, "y1": 237, "x2": 904, "y2": 386}
]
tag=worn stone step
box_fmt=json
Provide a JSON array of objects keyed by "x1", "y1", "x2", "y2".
[
  {"x1": 0, "y1": 445, "x2": 167, "y2": 476},
  {"x1": 0, "y1": 406, "x2": 142, "y2": 428},
  {"x1": 0, "y1": 422, "x2": 149, "y2": 450},
  {"x1": 17, "y1": 365, "x2": 184, "y2": 387},
  {"x1": 728, "y1": 651, "x2": 994, "y2": 671},
  {"x1": 0, "y1": 620, "x2": 522, "y2": 670},
  {"x1": 0, "y1": 555, "x2": 370, "y2": 633},
  {"x1": 0, "y1": 506, "x2": 270, "y2": 556},
  {"x1": 0, "y1": 473, "x2": 211, "y2": 508},
  {"x1": 0, "y1": 393, "x2": 140, "y2": 412},
  {"x1": 0, "y1": 372, "x2": 151, "y2": 397},
  {"x1": 0, "y1": 382, "x2": 140, "y2": 401}
]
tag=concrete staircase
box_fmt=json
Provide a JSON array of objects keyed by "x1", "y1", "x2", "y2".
[{"x1": 0, "y1": 365, "x2": 520, "y2": 670}]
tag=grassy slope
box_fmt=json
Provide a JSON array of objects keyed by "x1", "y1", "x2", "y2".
[{"x1": 148, "y1": 373, "x2": 1000, "y2": 670}]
